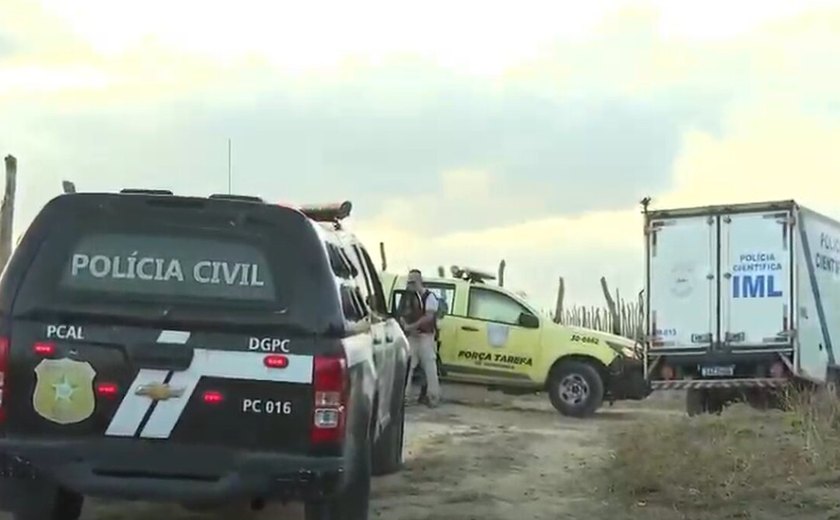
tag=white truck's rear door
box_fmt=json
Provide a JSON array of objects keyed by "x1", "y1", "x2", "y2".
[
  {"x1": 647, "y1": 215, "x2": 717, "y2": 349},
  {"x1": 719, "y1": 210, "x2": 793, "y2": 347}
]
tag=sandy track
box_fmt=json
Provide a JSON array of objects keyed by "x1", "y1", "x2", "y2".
[{"x1": 2, "y1": 384, "x2": 681, "y2": 520}]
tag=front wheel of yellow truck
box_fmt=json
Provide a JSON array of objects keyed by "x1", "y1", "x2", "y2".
[{"x1": 547, "y1": 361, "x2": 605, "y2": 418}]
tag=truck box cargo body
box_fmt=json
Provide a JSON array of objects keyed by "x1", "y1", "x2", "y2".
[{"x1": 644, "y1": 199, "x2": 840, "y2": 391}]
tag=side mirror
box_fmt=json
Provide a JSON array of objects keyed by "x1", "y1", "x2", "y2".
[{"x1": 518, "y1": 312, "x2": 539, "y2": 329}]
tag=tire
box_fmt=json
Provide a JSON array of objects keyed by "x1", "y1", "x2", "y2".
[
  {"x1": 547, "y1": 361, "x2": 605, "y2": 418},
  {"x1": 13, "y1": 487, "x2": 83, "y2": 520},
  {"x1": 686, "y1": 389, "x2": 705, "y2": 417},
  {"x1": 686, "y1": 389, "x2": 725, "y2": 416},
  {"x1": 372, "y1": 396, "x2": 405, "y2": 476},
  {"x1": 304, "y1": 435, "x2": 371, "y2": 520},
  {"x1": 744, "y1": 388, "x2": 777, "y2": 411}
]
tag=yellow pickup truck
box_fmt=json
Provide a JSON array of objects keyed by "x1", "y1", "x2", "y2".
[{"x1": 381, "y1": 268, "x2": 651, "y2": 417}]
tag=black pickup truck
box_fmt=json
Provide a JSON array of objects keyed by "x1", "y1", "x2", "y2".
[{"x1": 0, "y1": 191, "x2": 410, "y2": 520}]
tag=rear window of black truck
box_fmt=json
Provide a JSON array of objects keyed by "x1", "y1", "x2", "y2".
[
  {"x1": 63, "y1": 233, "x2": 275, "y2": 301},
  {"x1": 10, "y1": 194, "x2": 343, "y2": 333}
]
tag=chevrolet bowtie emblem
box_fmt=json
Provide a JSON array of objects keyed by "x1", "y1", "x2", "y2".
[{"x1": 135, "y1": 382, "x2": 185, "y2": 401}]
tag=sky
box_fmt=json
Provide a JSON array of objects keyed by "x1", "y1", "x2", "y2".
[{"x1": 2, "y1": 0, "x2": 840, "y2": 310}]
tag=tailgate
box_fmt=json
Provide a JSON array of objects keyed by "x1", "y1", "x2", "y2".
[
  {"x1": 0, "y1": 194, "x2": 346, "y2": 454},
  {"x1": 5, "y1": 321, "x2": 318, "y2": 452},
  {"x1": 647, "y1": 215, "x2": 717, "y2": 350}
]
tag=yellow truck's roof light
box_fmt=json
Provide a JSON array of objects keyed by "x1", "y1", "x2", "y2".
[
  {"x1": 451, "y1": 265, "x2": 496, "y2": 284},
  {"x1": 299, "y1": 201, "x2": 353, "y2": 222}
]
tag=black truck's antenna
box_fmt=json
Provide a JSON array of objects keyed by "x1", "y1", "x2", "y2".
[{"x1": 227, "y1": 138, "x2": 232, "y2": 194}]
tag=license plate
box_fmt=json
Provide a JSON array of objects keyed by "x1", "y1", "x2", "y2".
[{"x1": 701, "y1": 365, "x2": 734, "y2": 377}]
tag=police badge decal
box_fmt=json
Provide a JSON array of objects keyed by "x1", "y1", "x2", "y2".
[{"x1": 32, "y1": 358, "x2": 97, "y2": 424}]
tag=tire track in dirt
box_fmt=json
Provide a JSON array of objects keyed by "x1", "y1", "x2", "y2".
[{"x1": 370, "y1": 400, "x2": 616, "y2": 520}]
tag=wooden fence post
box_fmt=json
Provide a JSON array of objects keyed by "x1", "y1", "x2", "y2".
[
  {"x1": 379, "y1": 242, "x2": 387, "y2": 272},
  {"x1": 0, "y1": 156, "x2": 17, "y2": 270},
  {"x1": 553, "y1": 276, "x2": 565, "y2": 323},
  {"x1": 498, "y1": 259, "x2": 506, "y2": 287},
  {"x1": 600, "y1": 276, "x2": 621, "y2": 335}
]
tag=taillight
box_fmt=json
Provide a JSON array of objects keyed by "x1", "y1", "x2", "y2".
[
  {"x1": 33, "y1": 342, "x2": 56, "y2": 356},
  {"x1": 0, "y1": 337, "x2": 8, "y2": 423},
  {"x1": 264, "y1": 354, "x2": 289, "y2": 368},
  {"x1": 770, "y1": 361, "x2": 787, "y2": 378},
  {"x1": 202, "y1": 390, "x2": 224, "y2": 404},
  {"x1": 96, "y1": 382, "x2": 119, "y2": 398},
  {"x1": 311, "y1": 355, "x2": 347, "y2": 445}
]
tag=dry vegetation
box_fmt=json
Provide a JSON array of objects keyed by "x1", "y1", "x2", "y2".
[
  {"x1": 600, "y1": 389, "x2": 840, "y2": 519},
  {"x1": 556, "y1": 297, "x2": 643, "y2": 339}
]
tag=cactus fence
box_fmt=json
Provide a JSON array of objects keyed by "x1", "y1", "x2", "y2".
[{"x1": 552, "y1": 297, "x2": 644, "y2": 340}]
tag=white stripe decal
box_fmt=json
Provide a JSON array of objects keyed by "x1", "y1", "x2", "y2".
[
  {"x1": 104, "y1": 330, "x2": 190, "y2": 437},
  {"x1": 139, "y1": 350, "x2": 313, "y2": 439},
  {"x1": 156, "y1": 330, "x2": 191, "y2": 344}
]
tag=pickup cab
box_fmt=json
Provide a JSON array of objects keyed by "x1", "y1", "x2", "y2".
[{"x1": 382, "y1": 268, "x2": 650, "y2": 417}]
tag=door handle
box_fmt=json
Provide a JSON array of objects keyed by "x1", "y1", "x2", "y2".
[
  {"x1": 373, "y1": 336, "x2": 382, "y2": 345},
  {"x1": 461, "y1": 326, "x2": 479, "y2": 332},
  {"x1": 385, "y1": 335, "x2": 394, "y2": 342}
]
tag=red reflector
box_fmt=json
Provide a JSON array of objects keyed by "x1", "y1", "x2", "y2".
[
  {"x1": 33, "y1": 342, "x2": 56, "y2": 356},
  {"x1": 264, "y1": 355, "x2": 289, "y2": 368},
  {"x1": 202, "y1": 390, "x2": 224, "y2": 404},
  {"x1": 96, "y1": 382, "x2": 119, "y2": 397}
]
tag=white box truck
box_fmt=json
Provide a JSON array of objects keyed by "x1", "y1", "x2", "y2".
[{"x1": 644, "y1": 200, "x2": 840, "y2": 415}]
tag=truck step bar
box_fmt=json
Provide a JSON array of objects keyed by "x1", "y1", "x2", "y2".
[{"x1": 651, "y1": 378, "x2": 790, "y2": 390}]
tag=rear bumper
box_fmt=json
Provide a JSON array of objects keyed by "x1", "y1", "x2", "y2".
[
  {"x1": 607, "y1": 357, "x2": 652, "y2": 401},
  {"x1": 0, "y1": 438, "x2": 345, "y2": 506},
  {"x1": 650, "y1": 377, "x2": 790, "y2": 390}
]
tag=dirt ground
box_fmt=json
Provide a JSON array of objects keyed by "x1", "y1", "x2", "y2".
[{"x1": 2, "y1": 383, "x2": 685, "y2": 520}]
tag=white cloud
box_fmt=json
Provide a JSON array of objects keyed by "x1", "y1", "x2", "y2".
[
  {"x1": 661, "y1": 98, "x2": 840, "y2": 216},
  {"x1": 355, "y1": 93, "x2": 840, "y2": 308},
  {"x1": 4, "y1": 0, "x2": 840, "y2": 314},
  {"x1": 354, "y1": 168, "x2": 644, "y2": 308}
]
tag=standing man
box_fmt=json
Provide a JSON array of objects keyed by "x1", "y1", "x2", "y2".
[{"x1": 402, "y1": 269, "x2": 442, "y2": 407}]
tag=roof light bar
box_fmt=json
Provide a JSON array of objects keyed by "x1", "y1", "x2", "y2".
[
  {"x1": 298, "y1": 201, "x2": 353, "y2": 222},
  {"x1": 451, "y1": 265, "x2": 497, "y2": 284}
]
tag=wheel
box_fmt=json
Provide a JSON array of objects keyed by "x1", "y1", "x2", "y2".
[
  {"x1": 547, "y1": 361, "x2": 605, "y2": 418},
  {"x1": 13, "y1": 487, "x2": 83, "y2": 520},
  {"x1": 706, "y1": 393, "x2": 725, "y2": 415},
  {"x1": 304, "y1": 435, "x2": 371, "y2": 520},
  {"x1": 686, "y1": 389, "x2": 705, "y2": 416},
  {"x1": 744, "y1": 388, "x2": 780, "y2": 410},
  {"x1": 686, "y1": 389, "x2": 726, "y2": 416},
  {"x1": 372, "y1": 395, "x2": 406, "y2": 476}
]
